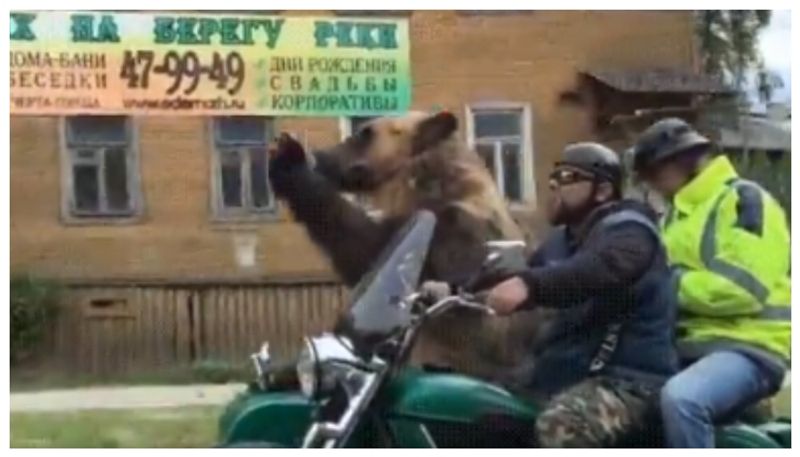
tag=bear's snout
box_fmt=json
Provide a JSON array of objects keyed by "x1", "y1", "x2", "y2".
[{"x1": 343, "y1": 163, "x2": 374, "y2": 189}]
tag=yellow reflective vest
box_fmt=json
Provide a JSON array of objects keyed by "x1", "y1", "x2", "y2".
[{"x1": 662, "y1": 155, "x2": 790, "y2": 364}]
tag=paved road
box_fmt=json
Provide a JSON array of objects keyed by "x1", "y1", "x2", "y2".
[{"x1": 10, "y1": 383, "x2": 247, "y2": 412}]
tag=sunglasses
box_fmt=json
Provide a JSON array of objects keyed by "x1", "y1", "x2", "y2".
[{"x1": 548, "y1": 168, "x2": 594, "y2": 186}]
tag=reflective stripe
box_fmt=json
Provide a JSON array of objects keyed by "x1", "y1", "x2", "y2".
[
  {"x1": 700, "y1": 183, "x2": 770, "y2": 304},
  {"x1": 734, "y1": 181, "x2": 765, "y2": 236},
  {"x1": 760, "y1": 305, "x2": 791, "y2": 321}
]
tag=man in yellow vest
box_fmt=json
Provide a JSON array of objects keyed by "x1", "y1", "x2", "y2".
[{"x1": 630, "y1": 118, "x2": 790, "y2": 448}]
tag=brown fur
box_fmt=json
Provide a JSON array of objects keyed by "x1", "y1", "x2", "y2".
[{"x1": 358, "y1": 112, "x2": 522, "y2": 240}]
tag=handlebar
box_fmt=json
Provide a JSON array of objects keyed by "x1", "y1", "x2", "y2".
[{"x1": 424, "y1": 294, "x2": 495, "y2": 318}]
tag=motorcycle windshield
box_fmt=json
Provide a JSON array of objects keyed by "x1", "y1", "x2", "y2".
[{"x1": 336, "y1": 210, "x2": 436, "y2": 355}]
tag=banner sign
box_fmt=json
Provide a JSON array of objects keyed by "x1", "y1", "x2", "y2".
[{"x1": 10, "y1": 11, "x2": 411, "y2": 116}]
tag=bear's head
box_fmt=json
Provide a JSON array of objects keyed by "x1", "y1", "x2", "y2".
[
  {"x1": 313, "y1": 111, "x2": 459, "y2": 193},
  {"x1": 309, "y1": 110, "x2": 524, "y2": 241}
]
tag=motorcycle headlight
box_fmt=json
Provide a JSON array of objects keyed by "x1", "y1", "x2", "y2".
[{"x1": 296, "y1": 334, "x2": 363, "y2": 399}]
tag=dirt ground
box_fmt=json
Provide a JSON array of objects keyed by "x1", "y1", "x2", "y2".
[{"x1": 10, "y1": 383, "x2": 246, "y2": 412}]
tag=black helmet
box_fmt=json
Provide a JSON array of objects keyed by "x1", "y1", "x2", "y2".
[
  {"x1": 632, "y1": 118, "x2": 711, "y2": 174},
  {"x1": 556, "y1": 142, "x2": 623, "y2": 191}
]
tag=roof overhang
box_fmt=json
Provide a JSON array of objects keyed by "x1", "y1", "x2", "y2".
[{"x1": 582, "y1": 68, "x2": 735, "y2": 95}]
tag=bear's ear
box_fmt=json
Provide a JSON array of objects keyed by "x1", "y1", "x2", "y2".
[{"x1": 411, "y1": 111, "x2": 458, "y2": 155}]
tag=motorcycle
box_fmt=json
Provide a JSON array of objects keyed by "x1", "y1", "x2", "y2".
[{"x1": 217, "y1": 210, "x2": 791, "y2": 448}]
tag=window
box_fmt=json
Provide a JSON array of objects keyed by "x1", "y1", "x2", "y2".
[
  {"x1": 211, "y1": 117, "x2": 275, "y2": 220},
  {"x1": 458, "y1": 11, "x2": 535, "y2": 16},
  {"x1": 466, "y1": 104, "x2": 535, "y2": 205},
  {"x1": 62, "y1": 116, "x2": 140, "y2": 220}
]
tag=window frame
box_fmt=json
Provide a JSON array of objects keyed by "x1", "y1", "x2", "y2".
[
  {"x1": 333, "y1": 10, "x2": 412, "y2": 17},
  {"x1": 457, "y1": 11, "x2": 536, "y2": 16},
  {"x1": 59, "y1": 116, "x2": 143, "y2": 225},
  {"x1": 209, "y1": 116, "x2": 278, "y2": 223},
  {"x1": 465, "y1": 102, "x2": 537, "y2": 209}
]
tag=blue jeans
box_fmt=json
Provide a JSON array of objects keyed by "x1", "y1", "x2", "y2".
[{"x1": 660, "y1": 350, "x2": 776, "y2": 448}]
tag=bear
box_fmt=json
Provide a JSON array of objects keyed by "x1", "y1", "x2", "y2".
[{"x1": 268, "y1": 111, "x2": 543, "y2": 383}]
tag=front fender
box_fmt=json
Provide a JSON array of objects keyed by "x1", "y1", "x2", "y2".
[{"x1": 218, "y1": 386, "x2": 314, "y2": 448}]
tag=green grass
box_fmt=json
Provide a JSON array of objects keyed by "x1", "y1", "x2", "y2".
[{"x1": 10, "y1": 406, "x2": 222, "y2": 448}]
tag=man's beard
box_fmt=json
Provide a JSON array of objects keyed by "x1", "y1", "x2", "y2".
[{"x1": 549, "y1": 195, "x2": 597, "y2": 226}]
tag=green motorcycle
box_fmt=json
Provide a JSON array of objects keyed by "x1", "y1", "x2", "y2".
[{"x1": 218, "y1": 211, "x2": 790, "y2": 448}]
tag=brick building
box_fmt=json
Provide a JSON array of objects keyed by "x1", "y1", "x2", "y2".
[{"x1": 10, "y1": 11, "x2": 723, "y2": 375}]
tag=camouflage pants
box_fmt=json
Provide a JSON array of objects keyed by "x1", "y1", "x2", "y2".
[{"x1": 535, "y1": 376, "x2": 658, "y2": 448}]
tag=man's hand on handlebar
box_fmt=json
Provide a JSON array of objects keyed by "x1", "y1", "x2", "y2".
[
  {"x1": 420, "y1": 276, "x2": 531, "y2": 316},
  {"x1": 419, "y1": 281, "x2": 453, "y2": 305},
  {"x1": 485, "y1": 276, "x2": 530, "y2": 315},
  {"x1": 418, "y1": 281, "x2": 495, "y2": 316}
]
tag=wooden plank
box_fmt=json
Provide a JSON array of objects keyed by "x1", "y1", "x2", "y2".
[
  {"x1": 286, "y1": 286, "x2": 300, "y2": 357},
  {"x1": 52, "y1": 289, "x2": 73, "y2": 373},
  {"x1": 255, "y1": 287, "x2": 268, "y2": 351},
  {"x1": 103, "y1": 288, "x2": 118, "y2": 375},
  {"x1": 234, "y1": 286, "x2": 247, "y2": 361},
  {"x1": 308, "y1": 284, "x2": 318, "y2": 333},
  {"x1": 270, "y1": 286, "x2": 286, "y2": 358},
  {"x1": 138, "y1": 287, "x2": 153, "y2": 369},
  {"x1": 101, "y1": 295, "x2": 116, "y2": 376},
  {"x1": 192, "y1": 290, "x2": 203, "y2": 361},
  {"x1": 200, "y1": 288, "x2": 213, "y2": 360},
  {"x1": 121, "y1": 287, "x2": 135, "y2": 374},
  {"x1": 283, "y1": 286, "x2": 296, "y2": 358},
  {"x1": 238, "y1": 287, "x2": 251, "y2": 357},
  {"x1": 174, "y1": 289, "x2": 191, "y2": 365},
  {"x1": 300, "y1": 285, "x2": 310, "y2": 335},
  {"x1": 223, "y1": 287, "x2": 235, "y2": 361},
  {"x1": 217, "y1": 287, "x2": 228, "y2": 361},
  {"x1": 223, "y1": 287, "x2": 234, "y2": 362},
  {"x1": 199, "y1": 288, "x2": 211, "y2": 361},
  {"x1": 88, "y1": 292, "x2": 101, "y2": 375},
  {"x1": 210, "y1": 287, "x2": 223, "y2": 361},
  {"x1": 244, "y1": 287, "x2": 257, "y2": 354},
  {"x1": 325, "y1": 285, "x2": 339, "y2": 329},
  {"x1": 66, "y1": 289, "x2": 81, "y2": 374},
  {"x1": 167, "y1": 288, "x2": 179, "y2": 365},
  {"x1": 155, "y1": 288, "x2": 169, "y2": 368},
  {"x1": 147, "y1": 288, "x2": 160, "y2": 368}
]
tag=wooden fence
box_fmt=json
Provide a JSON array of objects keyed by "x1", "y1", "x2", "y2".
[{"x1": 40, "y1": 281, "x2": 349, "y2": 376}]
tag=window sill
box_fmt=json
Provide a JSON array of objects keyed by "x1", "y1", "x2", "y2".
[
  {"x1": 60, "y1": 213, "x2": 145, "y2": 226},
  {"x1": 333, "y1": 10, "x2": 412, "y2": 17},
  {"x1": 209, "y1": 211, "x2": 283, "y2": 226},
  {"x1": 508, "y1": 202, "x2": 535, "y2": 214},
  {"x1": 508, "y1": 203, "x2": 540, "y2": 227},
  {"x1": 457, "y1": 11, "x2": 534, "y2": 16}
]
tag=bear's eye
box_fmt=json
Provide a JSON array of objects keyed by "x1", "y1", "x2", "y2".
[{"x1": 354, "y1": 125, "x2": 374, "y2": 145}]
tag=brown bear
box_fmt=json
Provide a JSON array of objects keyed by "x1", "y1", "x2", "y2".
[{"x1": 268, "y1": 111, "x2": 542, "y2": 382}]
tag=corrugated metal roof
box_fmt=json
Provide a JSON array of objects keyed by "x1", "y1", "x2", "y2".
[
  {"x1": 718, "y1": 116, "x2": 791, "y2": 151},
  {"x1": 584, "y1": 68, "x2": 734, "y2": 94}
]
